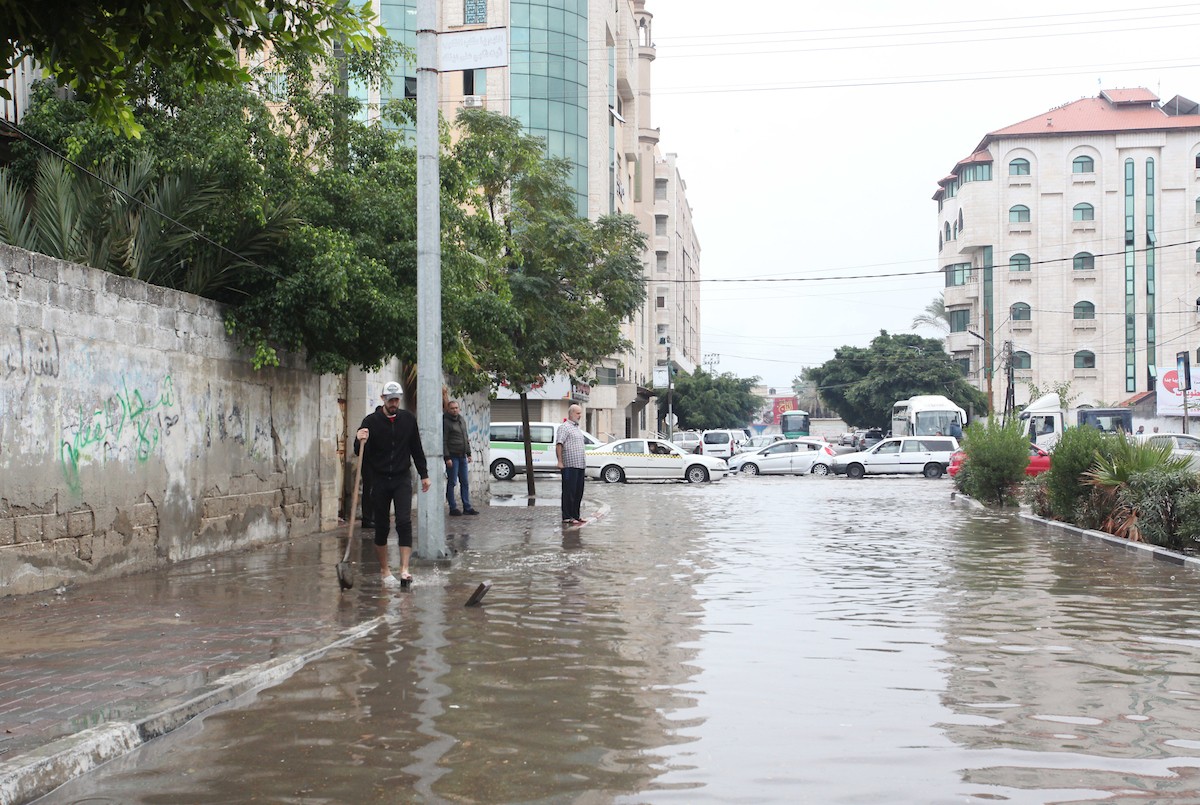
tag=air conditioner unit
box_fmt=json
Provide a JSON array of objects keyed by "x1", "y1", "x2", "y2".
[{"x1": 463, "y1": 95, "x2": 484, "y2": 108}]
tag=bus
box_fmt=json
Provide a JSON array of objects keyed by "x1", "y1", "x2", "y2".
[
  {"x1": 891, "y1": 395, "x2": 966, "y2": 437},
  {"x1": 779, "y1": 409, "x2": 811, "y2": 438}
]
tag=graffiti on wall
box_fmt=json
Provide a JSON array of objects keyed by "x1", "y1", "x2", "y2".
[
  {"x1": 60, "y1": 374, "x2": 178, "y2": 492},
  {"x1": 3, "y1": 326, "x2": 61, "y2": 379}
]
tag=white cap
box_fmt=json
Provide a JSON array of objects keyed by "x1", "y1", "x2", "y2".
[{"x1": 382, "y1": 381, "x2": 402, "y2": 400}]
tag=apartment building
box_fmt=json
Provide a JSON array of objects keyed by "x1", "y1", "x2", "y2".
[
  {"x1": 938, "y1": 89, "x2": 1200, "y2": 411},
  {"x1": 363, "y1": 0, "x2": 699, "y2": 440}
]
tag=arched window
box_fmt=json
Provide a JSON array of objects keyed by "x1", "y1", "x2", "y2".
[
  {"x1": 1073, "y1": 301, "x2": 1096, "y2": 320},
  {"x1": 1074, "y1": 351, "x2": 1096, "y2": 369},
  {"x1": 945, "y1": 222, "x2": 951, "y2": 242},
  {"x1": 1072, "y1": 155, "x2": 1095, "y2": 173},
  {"x1": 1009, "y1": 158, "x2": 1030, "y2": 176},
  {"x1": 1011, "y1": 302, "x2": 1032, "y2": 321},
  {"x1": 1194, "y1": 246, "x2": 1200, "y2": 264},
  {"x1": 1012, "y1": 351, "x2": 1032, "y2": 369},
  {"x1": 1195, "y1": 196, "x2": 1200, "y2": 214},
  {"x1": 958, "y1": 209, "x2": 964, "y2": 230},
  {"x1": 1073, "y1": 203, "x2": 1095, "y2": 221},
  {"x1": 1009, "y1": 253, "x2": 1031, "y2": 272},
  {"x1": 1073, "y1": 252, "x2": 1095, "y2": 270},
  {"x1": 1009, "y1": 205, "x2": 1030, "y2": 223}
]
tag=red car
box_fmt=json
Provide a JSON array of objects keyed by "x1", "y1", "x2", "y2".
[{"x1": 948, "y1": 445, "x2": 1051, "y2": 478}]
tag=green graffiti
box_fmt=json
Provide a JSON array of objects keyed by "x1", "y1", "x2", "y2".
[{"x1": 60, "y1": 374, "x2": 178, "y2": 492}]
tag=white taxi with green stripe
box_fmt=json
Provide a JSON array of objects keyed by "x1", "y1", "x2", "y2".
[{"x1": 488, "y1": 421, "x2": 602, "y2": 480}]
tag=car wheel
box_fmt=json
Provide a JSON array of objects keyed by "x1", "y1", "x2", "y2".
[
  {"x1": 741, "y1": 463, "x2": 760, "y2": 476},
  {"x1": 490, "y1": 459, "x2": 515, "y2": 481},
  {"x1": 846, "y1": 463, "x2": 865, "y2": 479},
  {"x1": 810, "y1": 463, "x2": 830, "y2": 476},
  {"x1": 686, "y1": 464, "x2": 710, "y2": 483},
  {"x1": 923, "y1": 463, "x2": 944, "y2": 479},
  {"x1": 601, "y1": 465, "x2": 625, "y2": 484}
]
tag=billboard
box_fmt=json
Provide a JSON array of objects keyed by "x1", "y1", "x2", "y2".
[{"x1": 1155, "y1": 369, "x2": 1200, "y2": 416}]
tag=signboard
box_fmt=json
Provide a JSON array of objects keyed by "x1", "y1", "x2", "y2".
[
  {"x1": 771, "y1": 396, "x2": 798, "y2": 424},
  {"x1": 1155, "y1": 369, "x2": 1200, "y2": 416},
  {"x1": 438, "y1": 27, "x2": 509, "y2": 72},
  {"x1": 1178, "y1": 351, "x2": 1193, "y2": 391},
  {"x1": 652, "y1": 367, "x2": 669, "y2": 389}
]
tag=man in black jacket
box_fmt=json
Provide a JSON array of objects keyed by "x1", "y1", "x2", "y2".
[{"x1": 355, "y1": 381, "x2": 430, "y2": 586}]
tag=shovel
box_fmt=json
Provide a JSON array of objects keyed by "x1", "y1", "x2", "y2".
[{"x1": 337, "y1": 441, "x2": 365, "y2": 590}]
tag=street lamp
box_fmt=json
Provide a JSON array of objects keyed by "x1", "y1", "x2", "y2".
[
  {"x1": 665, "y1": 338, "x2": 674, "y2": 439},
  {"x1": 967, "y1": 329, "x2": 993, "y2": 418}
]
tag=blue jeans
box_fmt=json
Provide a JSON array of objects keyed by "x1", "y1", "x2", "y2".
[{"x1": 446, "y1": 456, "x2": 471, "y2": 511}]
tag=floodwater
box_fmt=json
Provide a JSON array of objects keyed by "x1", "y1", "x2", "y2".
[{"x1": 38, "y1": 476, "x2": 1200, "y2": 804}]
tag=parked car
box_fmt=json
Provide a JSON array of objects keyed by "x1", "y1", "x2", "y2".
[
  {"x1": 738, "y1": 433, "x2": 787, "y2": 454},
  {"x1": 855, "y1": 428, "x2": 885, "y2": 450},
  {"x1": 839, "y1": 432, "x2": 859, "y2": 446},
  {"x1": 1135, "y1": 432, "x2": 1200, "y2": 472},
  {"x1": 586, "y1": 438, "x2": 728, "y2": 483},
  {"x1": 700, "y1": 429, "x2": 744, "y2": 460},
  {"x1": 669, "y1": 431, "x2": 703, "y2": 454},
  {"x1": 832, "y1": 436, "x2": 960, "y2": 478},
  {"x1": 948, "y1": 444, "x2": 1051, "y2": 478},
  {"x1": 728, "y1": 439, "x2": 837, "y2": 476},
  {"x1": 489, "y1": 421, "x2": 602, "y2": 480}
]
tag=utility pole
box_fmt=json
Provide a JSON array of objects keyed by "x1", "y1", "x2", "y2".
[
  {"x1": 415, "y1": 0, "x2": 447, "y2": 560},
  {"x1": 666, "y1": 340, "x2": 674, "y2": 439},
  {"x1": 1002, "y1": 340, "x2": 1015, "y2": 424},
  {"x1": 967, "y1": 329, "x2": 993, "y2": 419},
  {"x1": 703, "y1": 353, "x2": 719, "y2": 374}
]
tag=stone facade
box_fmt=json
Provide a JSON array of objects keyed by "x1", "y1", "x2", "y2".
[{"x1": 0, "y1": 245, "x2": 335, "y2": 595}]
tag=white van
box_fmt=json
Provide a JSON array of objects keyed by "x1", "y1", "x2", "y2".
[
  {"x1": 700, "y1": 429, "x2": 744, "y2": 460},
  {"x1": 489, "y1": 422, "x2": 603, "y2": 480}
]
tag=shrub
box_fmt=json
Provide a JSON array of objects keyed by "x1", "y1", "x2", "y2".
[
  {"x1": 1117, "y1": 468, "x2": 1200, "y2": 548},
  {"x1": 1085, "y1": 434, "x2": 1194, "y2": 539},
  {"x1": 1042, "y1": 425, "x2": 1107, "y2": 521},
  {"x1": 956, "y1": 417, "x2": 1029, "y2": 506},
  {"x1": 1176, "y1": 490, "x2": 1200, "y2": 548}
]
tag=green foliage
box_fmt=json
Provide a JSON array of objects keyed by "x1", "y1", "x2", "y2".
[
  {"x1": 911, "y1": 291, "x2": 949, "y2": 334},
  {"x1": 1083, "y1": 433, "x2": 1195, "y2": 539},
  {"x1": 1024, "y1": 380, "x2": 1080, "y2": 411},
  {"x1": 805, "y1": 330, "x2": 987, "y2": 429},
  {"x1": 1176, "y1": 490, "x2": 1200, "y2": 546},
  {"x1": 1042, "y1": 425, "x2": 1107, "y2": 522},
  {"x1": 668, "y1": 370, "x2": 762, "y2": 431},
  {"x1": 0, "y1": 0, "x2": 384, "y2": 136},
  {"x1": 954, "y1": 417, "x2": 1029, "y2": 506},
  {"x1": 1116, "y1": 469, "x2": 1200, "y2": 548}
]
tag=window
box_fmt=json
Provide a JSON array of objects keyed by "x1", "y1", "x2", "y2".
[
  {"x1": 1011, "y1": 302, "x2": 1031, "y2": 321},
  {"x1": 1073, "y1": 203, "x2": 1095, "y2": 221},
  {"x1": 945, "y1": 263, "x2": 971, "y2": 287},
  {"x1": 1195, "y1": 246, "x2": 1200, "y2": 264},
  {"x1": 1195, "y1": 154, "x2": 1200, "y2": 169},
  {"x1": 1195, "y1": 196, "x2": 1200, "y2": 214},
  {"x1": 656, "y1": 252, "x2": 667, "y2": 272},
  {"x1": 1074, "y1": 351, "x2": 1096, "y2": 369},
  {"x1": 1009, "y1": 253, "x2": 1031, "y2": 272},
  {"x1": 462, "y1": 68, "x2": 486, "y2": 95},
  {"x1": 464, "y1": 0, "x2": 486, "y2": 24},
  {"x1": 1009, "y1": 158, "x2": 1030, "y2": 176},
  {"x1": 654, "y1": 179, "x2": 667, "y2": 201},
  {"x1": 944, "y1": 222, "x2": 951, "y2": 242},
  {"x1": 954, "y1": 357, "x2": 971, "y2": 376},
  {"x1": 1073, "y1": 301, "x2": 1096, "y2": 320},
  {"x1": 655, "y1": 215, "x2": 667, "y2": 236},
  {"x1": 960, "y1": 164, "x2": 992, "y2": 183},
  {"x1": 404, "y1": 76, "x2": 417, "y2": 99},
  {"x1": 1072, "y1": 155, "x2": 1095, "y2": 173},
  {"x1": 1012, "y1": 351, "x2": 1032, "y2": 369},
  {"x1": 958, "y1": 209, "x2": 964, "y2": 231},
  {"x1": 1074, "y1": 252, "x2": 1095, "y2": 270},
  {"x1": 656, "y1": 296, "x2": 666, "y2": 309},
  {"x1": 948, "y1": 309, "x2": 970, "y2": 333},
  {"x1": 1009, "y1": 205, "x2": 1030, "y2": 223}
]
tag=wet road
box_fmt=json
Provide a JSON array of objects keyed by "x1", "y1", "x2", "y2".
[{"x1": 38, "y1": 475, "x2": 1200, "y2": 804}]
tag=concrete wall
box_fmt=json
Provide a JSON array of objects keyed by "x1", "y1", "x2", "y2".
[{"x1": 0, "y1": 245, "x2": 335, "y2": 596}]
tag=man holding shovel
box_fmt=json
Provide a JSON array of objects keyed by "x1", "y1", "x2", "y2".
[{"x1": 356, "y1": 381, "x2": 430, "y2": 586}]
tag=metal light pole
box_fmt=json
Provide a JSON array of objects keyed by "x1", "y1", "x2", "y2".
[
  {"x1": 665, "y1": 340, "x2": 673, "y2": 439},
  {"x1": 415, "y1": 0, "x2": 447, "y2": 560}
]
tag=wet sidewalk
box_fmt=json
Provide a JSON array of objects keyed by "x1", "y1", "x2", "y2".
[{"x1": 0, "y1": 496, "x2": 584, "y2": 805}]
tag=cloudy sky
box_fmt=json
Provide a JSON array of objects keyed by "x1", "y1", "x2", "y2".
[{"x1": 645, "y1": 1, "x2": 1200, "y2": 390}]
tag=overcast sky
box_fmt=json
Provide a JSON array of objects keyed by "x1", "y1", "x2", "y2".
[{"x1": 645, "y1": 1, "x2": 1200, "y2": 391}]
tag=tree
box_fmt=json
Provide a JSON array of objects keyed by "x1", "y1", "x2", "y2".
[
  {"x1": 911, "y1": 291, "x2": 950, "y2": 334},
  {"x1": 805, "y1": 330, "x2": 988, "y2": 429},
  {"x1": 1024, "y1": 380, "x2": 1081, "y2": 411},
  {"x1": 0, "y1": 0, "x2": 383, "y2": 136},
  {"x1": 669, "y1": 369, "x2": 762, "y2": 431}
]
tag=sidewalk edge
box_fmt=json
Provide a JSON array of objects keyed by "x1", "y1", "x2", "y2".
[{"x1": 0, "y1": 616, "x2": 385, "y2": 805}]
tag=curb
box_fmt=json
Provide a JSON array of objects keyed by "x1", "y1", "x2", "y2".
[
  {"x1": 0, "y1": 616, "x2": 386, "y2": 805},
  {"x1": 1018, "y1": 512, "x2": 1200, "y2": 570}
]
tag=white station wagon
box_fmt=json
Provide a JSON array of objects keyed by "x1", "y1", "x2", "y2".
[
  {"x1": 586, "y1": 438, "x2": 729, "y2": 484},
  {"x1": 831, "y1": 436, "x2": 960, "y2": 479}
]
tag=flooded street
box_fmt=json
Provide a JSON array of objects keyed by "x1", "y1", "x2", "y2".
[{"x1": 39, "y1": 476, "x2": 1200, "y2": 804}]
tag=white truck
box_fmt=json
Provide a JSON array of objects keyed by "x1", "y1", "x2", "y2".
[{"x1": 1018, "y1": 393, "x2": 1133, "y2": 451}]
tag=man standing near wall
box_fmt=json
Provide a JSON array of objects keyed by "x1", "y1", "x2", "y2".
[
  {"x1": 356, "y1": 382, "x2": 430, "y2": 586},
  {"x1": 443, "y1": 399, "x2": 478, "y2": 516},
  {"x1": 555, "y1": 404, "x2": 587, "y2": 526}
]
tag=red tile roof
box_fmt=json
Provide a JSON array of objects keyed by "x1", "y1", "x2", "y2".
[
  {"x1": 988, "y1": 90, "x2": 1200, "y2": 139},
  {"x1": 955, "y1": 149, "x2": 993, "y2": 168}
]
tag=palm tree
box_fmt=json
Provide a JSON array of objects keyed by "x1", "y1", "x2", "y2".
[{"x1": 911, "y1": 291, "x2": 950, "y2": 334}]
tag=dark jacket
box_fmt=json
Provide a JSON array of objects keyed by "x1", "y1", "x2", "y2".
[
  {"x1": 443, "y1": 413, "x2": 469, "y2": 457},
  {"x1": 355, "y1": 407, "x2": 429, "y2": 480}
]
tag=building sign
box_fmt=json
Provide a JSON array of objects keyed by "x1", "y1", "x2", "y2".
[
  {"x1": 571, "y1": 382, "x2": 591, "y2": 403},
  {"x1": 464, "y1": 0, "x2": 487, "y2": 25},
  {"x1": 438, "y1": 27, "x2": 508, "y2": 72},
  {"x1": 1155, "y1": 369, "x2": 1200, "y2": 416},
  {"x1": 771, "y1": 396, "x2": 798, "y2": 424}
]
